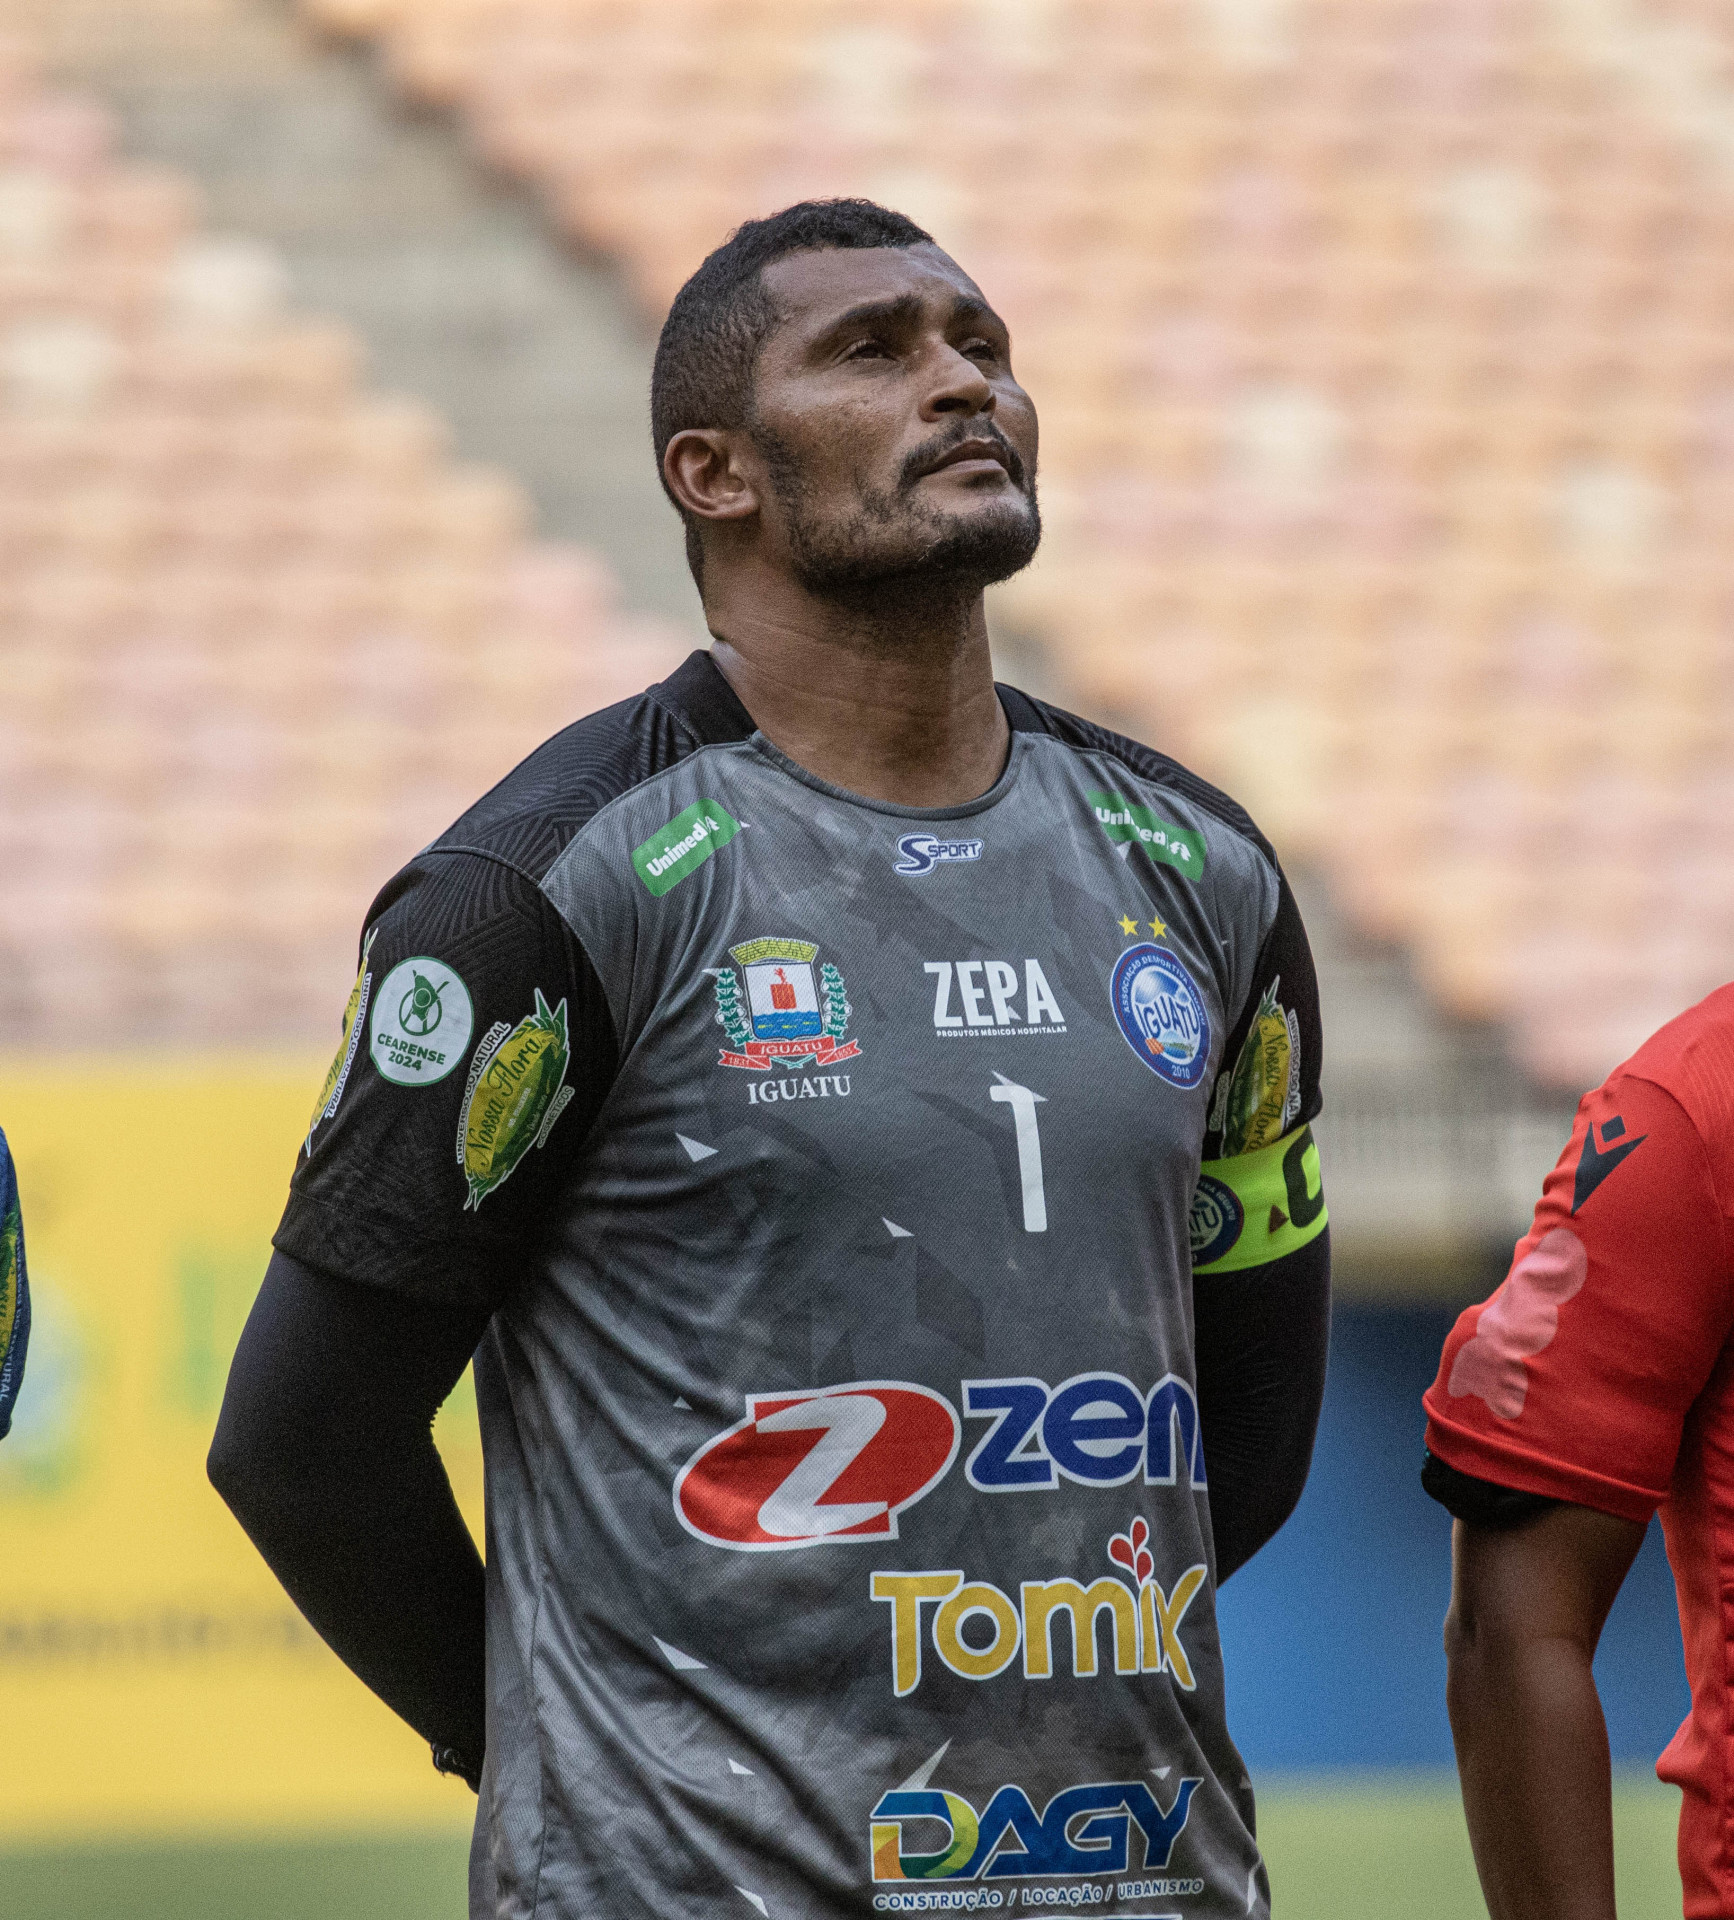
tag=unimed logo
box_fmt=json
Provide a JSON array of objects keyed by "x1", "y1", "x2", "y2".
[{"x1": 631, "y1": 800, "x2": 741, "y2": 896}]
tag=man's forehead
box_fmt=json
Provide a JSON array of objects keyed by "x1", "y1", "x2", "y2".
[{"x1": 761, "y1": 243, "x2": 991, "y2": 330}]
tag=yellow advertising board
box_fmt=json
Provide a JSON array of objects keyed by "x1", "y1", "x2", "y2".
[{"x1": 0, "y1": 1061, "x2": 479, "y2": 1841}]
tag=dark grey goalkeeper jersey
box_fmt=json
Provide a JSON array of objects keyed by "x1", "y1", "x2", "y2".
[{"x1": 279, "y1": 652, "x2": 1328, "y2": 1920}]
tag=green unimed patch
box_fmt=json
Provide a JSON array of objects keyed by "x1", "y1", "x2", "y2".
[
  {"x1": 1257, "y1": 1774, "x2": 1683, "y2": 1920},
  {"x1": 0, "y1": 1781, "x2": 1684, "y2": 1920}
]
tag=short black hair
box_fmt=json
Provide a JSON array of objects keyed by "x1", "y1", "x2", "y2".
[{"x1": 650, "y1": 198, "x2": 934, "y2": 579}]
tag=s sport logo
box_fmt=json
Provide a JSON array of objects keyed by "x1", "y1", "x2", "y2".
[
  {"x1": 675, "y1": 1383, "x2": 960, "y2": 1550},
  {"x1": 895, "y1": 834, "x2": 983, "y2": 877},
  {"x1": 1109, "y1": 944, "x2": 1211, "y2": 1090},
  {"x1": 871, "y1": 1750, "x2": 1200, "y2": 1884}
]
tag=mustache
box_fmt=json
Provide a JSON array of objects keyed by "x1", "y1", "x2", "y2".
[{"x1": 898, "y1": 421, "x2": 1029, "y2": 493}]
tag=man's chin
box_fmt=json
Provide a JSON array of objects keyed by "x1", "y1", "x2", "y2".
[{"x1": 796, "y1": 498, "x2": 1042, "y2": 600}]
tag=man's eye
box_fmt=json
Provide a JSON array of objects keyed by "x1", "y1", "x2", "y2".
[{"x1": 845, "y1": 339, "x2": 891, "y2": 361}]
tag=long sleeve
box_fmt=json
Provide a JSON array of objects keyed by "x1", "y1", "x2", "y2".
[
  {"x1": 208, "y1": 1249, "x2": 494, "y2": 1778},
  {"x1": 1194, "y1": 1228, "x2": 1331, "y2": 1581}
]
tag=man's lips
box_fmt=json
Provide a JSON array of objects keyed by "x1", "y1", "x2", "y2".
[{"x1": 920, "y1": 438, "x2": 1015, "y2": 480}]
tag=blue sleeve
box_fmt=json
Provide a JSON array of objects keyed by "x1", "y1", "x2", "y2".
[{"x1": 0, "y1": 1126, "x2": 30, "y2": 1440}]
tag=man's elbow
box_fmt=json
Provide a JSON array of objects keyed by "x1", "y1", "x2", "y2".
[
  {"x1": 1442, "y1": 1573, "x2": 1534, "y2": 1741},
  {"x1": 1443, "y1": 1593, "x2": 1495, "y2": 1745},
  {"x1": 206, "y1": 1412, "x2": 249, "y2": 1514},
  {"x1": 207, "y1": 1394, "x2": 279, "y2": 1536}
]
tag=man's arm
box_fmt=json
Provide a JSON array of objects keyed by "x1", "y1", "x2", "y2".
[
  {"x1": 0, "y1": 1124, "x2": 29, "y2": 1440},
  {"x1": 218, "y1": 851, "x2": 617, "y2": 1776},
  {"x1": 1444, "y1": 1501, "x2": 1646, "y2": 1920},
  {"x1": 1192, "y1": 863, "x2": 1330, "y2": 1580},
  {"x1": 1193, "y1": 1227, "x2": 1330, "y2": 1581},
  {"x1": 208, "y1": 1250, "x2": 494, "y2": 1781}
]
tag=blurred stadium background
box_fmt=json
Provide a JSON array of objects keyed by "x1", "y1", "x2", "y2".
[{"x1": 0, "y1": 0, "x2": 1723, "y2": 1911}]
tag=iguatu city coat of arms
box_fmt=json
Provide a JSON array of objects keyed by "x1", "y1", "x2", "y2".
[{"x1": 713, "y1": 937, "x2": 861, "y2": 1071}]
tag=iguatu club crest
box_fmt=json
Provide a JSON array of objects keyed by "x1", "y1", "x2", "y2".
[{"x1": 713, "y1": 937, "x2": 861, "y2": 1071}]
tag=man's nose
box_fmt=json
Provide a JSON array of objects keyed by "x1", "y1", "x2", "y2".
[{"x1": 924, "y1": 343, "x2": 995, "y2": 419}]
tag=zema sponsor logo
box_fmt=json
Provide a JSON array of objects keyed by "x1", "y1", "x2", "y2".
[
  {"x1": 873, "y1": 1518, "x2": 1208, "y2": 1698},
  {"x1": 1087, "y1": 792, "x2": 1206, "y2": 880},
  {"x1": 674, "y1": 1373, "x2": 1203, "y2": 1551},
  {"x1": 895, "y1": 834, "x2": 984, "y2": 877},
  {"x1": 925, "y1": 961, "x2": 1065, "y2": 1034},
  {"x1": 962, "y1": 1374, "x2": 1207, "y2": 1493},
  {"x1": 631, "y1": 800, "x2": 741, "y2": 896},
  {"x1": 674, "y1": 1383, "x2": 960, "y2": 1551},
  {"x1": 870, "y1": 1750, "x2": 1199, "y2": 1886}
]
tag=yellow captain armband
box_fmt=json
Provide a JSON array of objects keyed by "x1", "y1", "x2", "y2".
[{"x1": 1190, "y1": 1124, "x2": 1327, "y2": 1275}]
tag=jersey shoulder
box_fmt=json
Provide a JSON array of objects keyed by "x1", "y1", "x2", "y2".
[
  {"x1": 425, "y1": 649, "x2": 754, "y2": 890},
  {"x1": 1000, "y1": 685, "x2": 1279, "y2": 873},
  {"x1": 1618, "y1": 982, "x2": 1734, "y2": 1199}
]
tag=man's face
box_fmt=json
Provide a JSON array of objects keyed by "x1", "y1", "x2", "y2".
[{"x1": 743, "y1": 243, "x2": 1040, "y2": 599}]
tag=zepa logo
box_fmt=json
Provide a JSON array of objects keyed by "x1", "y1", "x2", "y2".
[
  {"x1": 869, "y1": 1747, "x2": 1200, "y2": 1885},
  {"x1": 675, "y1": 1383, "x2": 960, "y2": 1551},
  {"x1": 872, "y1": 1519, "x2": 1208, "y2": 1698},
  {"x1": 924, "y1": 960, "x2": 1065, "y2": 1033}
]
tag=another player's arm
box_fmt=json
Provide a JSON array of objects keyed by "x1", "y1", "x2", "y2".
[
  {"x1": 1191, "y1": 869, "x2": 1330, "y2": 1581},
  {"x1": 1436, "y1": 1481, "x2": 1643, "y2": 1920},
  {"x1": 1422, "y1": 1072, "x2": 1734, "y2": 1917}
]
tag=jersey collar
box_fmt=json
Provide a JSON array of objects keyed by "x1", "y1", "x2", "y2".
[{"x1": 654, "y1": 648, "x2": 1047, "y2": 747}]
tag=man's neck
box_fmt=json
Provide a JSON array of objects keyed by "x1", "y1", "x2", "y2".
[{"x1": 704, "y1": 567, "x2": 1011, "y2": 809}]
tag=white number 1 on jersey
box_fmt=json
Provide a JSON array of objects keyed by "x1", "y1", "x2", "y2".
[{"x1": 989, "y1": 1072, "x2": 1048, "y2": 1234}]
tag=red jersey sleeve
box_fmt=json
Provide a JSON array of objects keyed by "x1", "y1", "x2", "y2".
[{"x1": 1424, "y1": 1071, "x2": 1734, "y2": 1523}]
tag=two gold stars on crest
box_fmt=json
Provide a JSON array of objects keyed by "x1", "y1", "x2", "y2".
[{"x1": 1118, "y1": 913, "x2": 1167, "y2": 938}]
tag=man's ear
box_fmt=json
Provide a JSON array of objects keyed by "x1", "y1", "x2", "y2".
[{"x1": 663, "y1": 428, "x2": 760, "y2": 526}]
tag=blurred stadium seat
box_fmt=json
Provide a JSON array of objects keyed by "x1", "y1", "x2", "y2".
[
  {"x1": 290, "y1": 0, "x2": 1734, "y2": 1088},
  {"x1": 0, "y1": 32, "x2": 690, "y2": 1050}
]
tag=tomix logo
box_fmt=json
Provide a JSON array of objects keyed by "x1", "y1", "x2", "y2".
[{"x1": 873, "y1": 1517, "x2": 1208, "y2": 1697}]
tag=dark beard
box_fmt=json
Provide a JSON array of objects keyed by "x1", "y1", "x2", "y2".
[{"x1": 756, "y1": 420, "x2": 1042, "y2": 610}]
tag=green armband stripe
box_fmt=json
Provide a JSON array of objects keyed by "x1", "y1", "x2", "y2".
[{"x1": 1191, "y1": 1124, "x2": 1327, "y2": 1274}]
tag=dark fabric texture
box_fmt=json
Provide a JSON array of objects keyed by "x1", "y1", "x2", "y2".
[
  {"x1": 208, "y1": 1250, "x2": 492, "y2": 1771},
  {"x1": 1193, "y1": 1226, "x2": 1332, "y2": 1581},
  {"x1": 1421, "y1": 1448, "x2": 1562, "y2": 1530},
  {"x1": 278, "y1": 653, "x2": 757, "y2": 1312}
]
